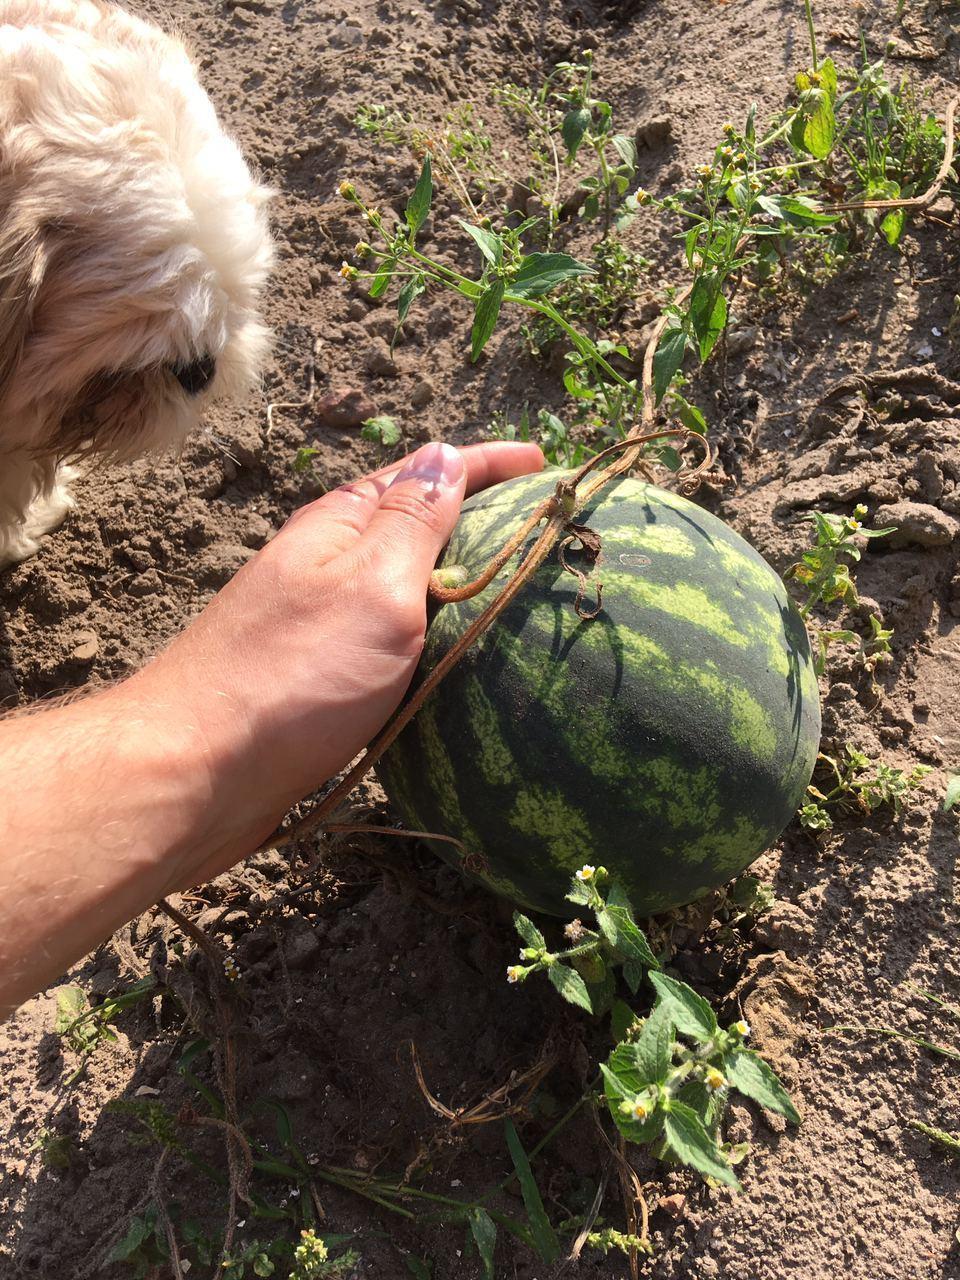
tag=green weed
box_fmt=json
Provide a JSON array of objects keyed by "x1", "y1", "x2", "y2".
[
  {"x1": 53, "y1": 975, "x2": 155, "y2": 1085},
  {"x1": 784, "y1": 505, "x2": 896, "y2": 676},
  {"x1": 800, "y1": 745, "x2": 930, "y2": 830},
  {"x1": 509, "y1": 866, "x2": 798, "y2": 1191},
  {"x1": 360, "y1": 414, "x2": 403, "y2": 450}
]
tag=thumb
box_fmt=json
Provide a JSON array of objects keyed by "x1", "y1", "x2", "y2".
[{"x1": 355, "y1": 441, "x2": 467, "y2": 583}]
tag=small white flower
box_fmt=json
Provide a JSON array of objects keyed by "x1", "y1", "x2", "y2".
[
  {"x1": 576, "y1": 865, "x2": 596, "y2": 882},
  {"x1": 632, "y1": 1100, "x2": 648, "y2": 1121},
  {"x1": 507, "y1": 965, "x2": 523, "y2": 984},
  {"x1": 705, "y1": 1067, "x2": 726, "y2": 1092},
  {"x1": 733, "y1": 1019, "x2": 751, "y2": 1039},
  {"x1": 564, "y1": 919, "x2": 586, "y2": 942}
]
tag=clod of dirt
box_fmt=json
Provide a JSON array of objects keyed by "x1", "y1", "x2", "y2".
[
  {"x1": 364, "y1": 339, "x2": 400, "y2": 378},
  {"x1": 281, "y1": 916, "x2": 322, "y2": 971},
  {"x1": 752, "y1": 902, "x2": 814, "y2": 955},
  {"x1": 316, "y1": 387, "x2": 377, "y2": 428},
  {"x1": 872, "y1": 501, "x2": 959, "y2": 549},
  {"x1": 636, "y1": 117, "x2": 674, "y2": 150},
  {"x1": 731, "y1": 952, "x2": 817, "y2": 1079},
  {"x1": 69, "y1": 631, "x2": 99, "y2": 662},
  {"x1": 410, "y1": 379, "x2": 435, "y2": 408}
]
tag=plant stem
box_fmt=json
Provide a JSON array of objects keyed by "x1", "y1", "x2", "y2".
[{"x1": 803, "y1": 0, "x2": 819, "y2": 72}]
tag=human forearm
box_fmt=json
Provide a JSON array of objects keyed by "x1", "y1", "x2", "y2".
[
  {"x1": 0, "y1": 684, "x2": 223, "y2": 1017},
  {"x1": 0, "y1": 441, "x2": 544, "y2": 1019}
]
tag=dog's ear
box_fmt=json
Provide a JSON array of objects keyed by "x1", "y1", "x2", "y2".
[{"x1": 0, "y1": 214, "x2": 47, "y2": 402}]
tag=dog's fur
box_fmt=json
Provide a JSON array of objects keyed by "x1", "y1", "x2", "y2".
[{"x1": 0, "y1": 0, "x2": 272, "y2": 565}]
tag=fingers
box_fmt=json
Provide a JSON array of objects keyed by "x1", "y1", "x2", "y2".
[
  {"x1": 460, "y1": 441, "x2": 546, "y2": 497},
  {"x1": 352, "y1": 442, "x2": 467, "y2": 588},
  {"x1": 275, "y1": 441, "x2": 545, "y2": 564}
]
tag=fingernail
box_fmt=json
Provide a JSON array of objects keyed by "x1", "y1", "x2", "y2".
[{"x1": 391, "y1": 441, "x2": 464, "y2": 488}]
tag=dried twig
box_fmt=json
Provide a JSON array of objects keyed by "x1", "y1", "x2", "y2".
[
  {"x1": 265, "y1": 335, "x2": 322, "y2": 434},
  {"x1": 823, "y1": 92, "x2": 958, "y2": 214}
]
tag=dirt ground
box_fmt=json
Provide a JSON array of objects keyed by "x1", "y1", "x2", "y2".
[{"x1": 2, "y1": 0, "x2": 960, "y2": 1277}]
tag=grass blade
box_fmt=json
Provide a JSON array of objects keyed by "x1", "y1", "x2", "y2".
[{"x1": 504, "y1": 1119, "x2": 560, "y2": 1263}]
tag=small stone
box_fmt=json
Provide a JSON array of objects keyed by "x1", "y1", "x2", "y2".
[
  {"x1": 873, "y1": 501, "x2": 959, "y2": 549},
  {"x1": 364, "y1": 338, "x2": 399, "y2": 377},
  {"x1": 347, "y1": 299, "x2": 368, "y2": 322},
  {"x1": 410, "y1": 379, "x2": 435, "y2": 408},
  {"x1": 70, "y1": 631, "x2": 99, "y2": 662},
  {"x1": 316, "y1": 387, "x2": 376, "y2": 429}
]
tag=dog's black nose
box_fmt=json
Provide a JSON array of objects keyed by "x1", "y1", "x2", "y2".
[{"x1": 171, "y1": 354, "x2": 216, "y2": 396}]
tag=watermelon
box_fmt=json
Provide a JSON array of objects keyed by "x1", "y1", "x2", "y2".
[{"x1": 377, "y1": 469, "x2": 821, "y2": 917}]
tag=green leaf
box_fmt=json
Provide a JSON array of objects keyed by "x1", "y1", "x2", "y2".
[
  {"x1": 723, "y1": 1048, "x2": 800, "y2": 1124},
  {"x1": 673, "y1": 397, "x2": 707, "y2": 435},
  {"x1": 581, "y1": 962, "x2": 617, "y2": 1017},
  {"x1": 652, "y1": 328, "x2": 687, "y2": 403},
  {"x1": 562, "y1": 106, "x2": 592, "y2": 160},
  {"x1": 596, "y1": 888, "x2": 660, "y2": 972},
  {"x1": 622, "y1": 959, "x2": 644, "y2": 994},
  {"x1": 253, "y1": 1256, "x2": 275, "y2": 1277},
  {"x1": 548, "y1": 963, "x2": 593, "y2": 1013},
  {"x1": 802, "y1": 90, "x2": 835, "y2": 160},
  {"x1": 397, "y1": 274, "x2": 426, "y2": 327},
  {"x1": 745, "y1": 102, "x2": 757, "y2": 146},
  {"x1": 513, "y1": 912, "x2": 546, "y2": 952},
  {"x1": 819, "y1": 56, "x2": 838, "y2": 101},
  {"x1": 566, "y1": 877, "x2": 593, "y2": 907},
  {"x1": 662, "y1": 1102, "x2": 741, "y2": 1188},
  {"x1": 676, "y1": 1079, "x2": 724, "y2": 1133},
  {"x1": 504, "y1": 1119, "x2": 560, "y2": 1264},
  {"x1": 649, "y1": 972, "x2": 717, "y2": 1042},
  {"x1": 467, "y1": 1208, "x2": 497, "y2": 1280},
  {"x1": 610, "y1": 998, "x2": 637, "y2": 1043},
  {"x1": 509, "y1": 252, "x2": 594, "y2": 298},
  {"x1": 55, "y1": 986, "x2": 87, "y2": 1033},
  {"x1": 470, "y1": 279, "x2": 505, "y2": 361},
  {"x1": 684, "y1": 225, "x2": 701, "y2": 268},
  {"x1": 405, "y1": 155, "x2": 433, "y2": 236},
  {"x1": 107, "y1": 1216, "x2": 151, "y2": 1263},
  {"x1": 756, "y1": 194, "x2": 837, "y2": 226},
  {"x1": 629, "y1": 1005, "x2": 674, "y2": 1084},
  {"x1": 881, "y1": 208, "x2": 905, "y2": 247},
  {"x1": 944, "y1": 774, "x2": 960, "y2": 812},
  {"x1": 361, "y1": 415, "x2": 402, "y2": 447},
  {"x1": 611, "y1": 133, "x2": 638, "y2": 173},
  {"x1": 368, "y1": 257, "x2": 396, "y2": 299},
  {"x1": 457, "y1": 218, "x2": 503, "y2": 265},
  {"x1": 689, "y1": 274, "x2": 727, "y2": 361},
  {"x1": 601, "y1": 1052, "x2": 665, "y2": 1144}
]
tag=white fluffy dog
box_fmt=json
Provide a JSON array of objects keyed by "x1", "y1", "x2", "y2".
[{"x1": 0, "y1": 0, "x2": 273, "y2": 566}]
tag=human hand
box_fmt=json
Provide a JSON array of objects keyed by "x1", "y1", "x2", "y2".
[{"x1": 131, "y1": 440, "x2": 544, "y2": 891}]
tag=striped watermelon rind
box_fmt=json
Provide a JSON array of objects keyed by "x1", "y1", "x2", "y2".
[{"x1": 377, "y1": 469, "x2": 821, "y2": 917}]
